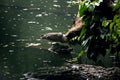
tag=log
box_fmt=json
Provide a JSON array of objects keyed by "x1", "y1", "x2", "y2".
[{"x1": 22, "y1": 64, "x2": 120, "y2": 80}]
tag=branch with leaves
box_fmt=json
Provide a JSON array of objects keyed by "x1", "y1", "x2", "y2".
[{"x1": 68, "y1": 0, "x2": 120, "y2": 64}]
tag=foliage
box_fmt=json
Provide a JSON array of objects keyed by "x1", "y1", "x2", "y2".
[{"x1": 71, "y1": 0, "x2": 120, "y2": 62}]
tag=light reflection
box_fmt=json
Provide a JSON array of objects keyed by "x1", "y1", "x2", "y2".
[
  {"x1": 8, "y1": 19, "x2": 12, "y2": 22},
  {"x1": 17, "y1": 14, "x2": 21, "y2": 17},
  {"x1": 16, "y1": 39, "x2": 28, "y2": 42},
  {"x1": 4, "y1": 10, "x2": 8, "y2": 13},
  {"x1": 4, "y1": 66, "x2": 8, "y2": 69},
  {"x1": 53, "y1": 4, "x2": 61, "y2": 8},
  {"x1": 54, "y1": 25, "x2": 58, "y2": 28},
  {"x1": 28, "y1": 21, "x2": 36, "y2": 24},
  {"x1": 13, "y1": 24, "x2": 17, "y2": 27},
  {"x1": 2, "y1": 28, "x2": 6, "y2": 30},
  {"x1": 45, "y1": 27, "x2": 53, "y2": 31},
  {"x1": 23, "y1": 8, "x2": 28, "y2": 11},
  {"x1": 13, "y1": 18, "x2": 16, "y2": 20},
  {"x1": 36, "y1": 22, "x2": 39, "y2": 24},
  {"x1": 1, "y1": 16, "x2": 4, "y2": 19},
  {"x1": 53, "y1": 0, "x2": 58, "y2": 2},
  {"x1": 9, "y1": 50, "x2": 14, "y2": 53},
  {"x1": 12, "y1": 0, "x2": 15, "y2": 2},
  {"x1": 30, "y1": 12, "x2": 34, "y2": 14},
  {"x1": 11, "y1": 35, "x2": 18, "y2": 37},
  {"x1": 35, "y1": 14, "x2": 42, "y2": 17},
  {"x1": 3, "y1": 44, "x2": 9, "y2": 48},
  {"x1": 66, "y1": 14, "x2": 71, "y2": 16},
  {"x1": 30, "y1": 4, "x2": 34, "y2": 6},
  {"x1": 44, "y1": 13, "x2": 49, "y2": 16},
  {"x1": 25, "y1": 43, "x2": 41, "y2": 47}
]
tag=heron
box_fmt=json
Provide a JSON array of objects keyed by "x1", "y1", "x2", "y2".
[
  {"x1": 41, "y1": 14, "x2": 84, "y2": 43},
  {"x1": 41, "y1": 32, "x2": 67, "y2": 43},
  {"x1": 40, "y1": 14, "x2": 83, "y2": 54},
  {"x1": 65, "y1": 14, "x2": 84, "y2": 40},
  {"x1": 41, "y1": 33, "x2": 72, "y2": 54}
]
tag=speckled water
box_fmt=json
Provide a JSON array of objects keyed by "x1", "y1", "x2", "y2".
[{"x1": 0, "y1": 0, "x2": 78, "y2": 79}]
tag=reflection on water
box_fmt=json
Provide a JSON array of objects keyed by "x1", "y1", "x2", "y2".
[{"x1": 0, "y1": 0, "x2": 78, "y2": 79}]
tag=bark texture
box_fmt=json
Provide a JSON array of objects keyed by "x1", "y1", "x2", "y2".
[{"x1": 22, "y1": 64, "x2": 120, "y2": 80}]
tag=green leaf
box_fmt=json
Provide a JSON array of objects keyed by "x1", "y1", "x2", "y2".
[
  {"x1": 116, "y1": 18, "x2": 120, "y2": 24},
  {"x1": 102, "y1": 20, "x2": 111, "y2": 27},
  {"x1": 88, "y1": 3, "x2": 96, "y2": 12},
  {"x1": 109, "y1": 22, "x2": 115, "y2": 31},
  {"x1": 79, "y1": 1, "x2": 88, "y2": 16},
  {"x1": 113, "y1": 15, "x2": 119, "y2": 22},
  {"x1": 78, "y1": 26, "x2": 86, "y2": 41},
  {"x1": 102, "y1": 20, "x2": 107, "y2": 27},
  {"x1": 77, "y1": 50, "x2": 85, "y2": 58},
  {"x1": 116, "y1": 30, "x2": 120, "y2": 35}
]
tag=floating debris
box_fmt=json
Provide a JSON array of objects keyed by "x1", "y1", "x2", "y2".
[
  {"x1": 25, "y1": 43, "x2": 41, "y2": 47},
  {"x1": 9, "y1": 50, "x2": 14, "y2": 53},
  {"x1": 35, "y1": 14, "x2": 42, "y2": 17},
  {"x1": 37, "y1": 58, "x2": 41, "y2": 60},
  {"x1": 3, "y1": 44, "x2": 9, "y2": 48},
  {"x1": 41, "y1": 28, "x2": 45, "y2": 31},
  {"x1": 30, "y1": 4, "x2": 34, "y2": 6},
  {"x1": 45, "y1": 27, "x2": 53, "y2": 31},
  {"x1": 66, "y1": 1, "x2": 72, "y2": 4},
  {"x1": 36, "y1": 22, "x2": 40, "y2": 24},
  {"x1": 4, "y1": 66, "x2": 8, "y2": 69},
  {"x1": 53, "y1": 4, "x2": 61, "y2": 8},
  {"x1": 17, "y1": 14, "x2": 21, "y2": 17},
  {"x1": 16, "y1": 39, "x2": 28, "y2": 42},
  {"x1": 3, "y1": 57, "x2": 8, "y2": 60},
  {"x1": 44, "y1": 13, "x2": 49, "y2": 16},
  {"x1": 36, "y1": 39, "x2": 41, "y2": 41},
  {"x1": 11, "y1": 35, "x2": 18, "y2": 37},
  {"x1": 53, "y1": 0, "x2": 58, "y2": 2},
  {"x1": 4, "y1": 10, "x2": 8, "y2": 13},
  {"x1": 66, "y1": 14, "x2": 71, "y2": 16},
  {"x1": 23, "y1": 8, "x2": 28, "y2": 11},
  {"x1": 28, "y1": 21, "x2": 36, "y2": 24}
]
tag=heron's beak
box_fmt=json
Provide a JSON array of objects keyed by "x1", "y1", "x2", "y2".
[{"x1": 40, "y1": 34, "x2": 45, "y2": 39}]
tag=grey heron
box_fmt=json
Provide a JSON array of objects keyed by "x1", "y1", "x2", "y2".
[
  {"x1": 41, "y1": 32, "x2": 67, "y2": 42},
  {"x1": 41, "y1": 14, "x2": 84, "y2": 43}
]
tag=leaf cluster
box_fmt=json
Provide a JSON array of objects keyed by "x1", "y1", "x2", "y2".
[{"x1": 71, "y1": 0, "x2": 120, "y2": 62}]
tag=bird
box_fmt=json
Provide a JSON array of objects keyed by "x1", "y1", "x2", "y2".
[
  {"x1": 41, "y1": 14, "x2": 84, "y2": 43},
  {"x1": 41, "y1": 32, "x2": 67, "y2": 43},
  {"x1": 65, "y1": 14, "x2": 84, "y2": 40},
  {"x1": 41, "y1": 33, "x2": 73, "y2": 54},
  {"x1": 40, "y1": 14, "x2": 83, "y2": 54}
]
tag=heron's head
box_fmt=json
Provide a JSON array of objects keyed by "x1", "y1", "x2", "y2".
[{"x1": 41, "y1": 34, "x2": 47, "y2": 39}]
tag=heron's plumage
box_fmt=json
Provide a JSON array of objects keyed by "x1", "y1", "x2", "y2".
[
  {"x1": 41, "y1": 14, "x2": 84, "y2": 42},
  {"x1": 41, "y1": 32, "x2": 67, "y2": 42}
]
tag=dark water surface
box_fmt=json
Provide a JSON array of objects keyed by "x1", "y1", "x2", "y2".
[{"x1": 0, "y1": 0, "x2": 78, "y2": 79}]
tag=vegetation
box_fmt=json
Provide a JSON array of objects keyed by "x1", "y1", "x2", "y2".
[{"x1": 69, "y1": 0, "x2": 120, "y2": 64}]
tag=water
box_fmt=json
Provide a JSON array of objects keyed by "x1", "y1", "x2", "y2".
[{"x1": 0, "y1": 0, "x2": 78, "y2": 79}]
